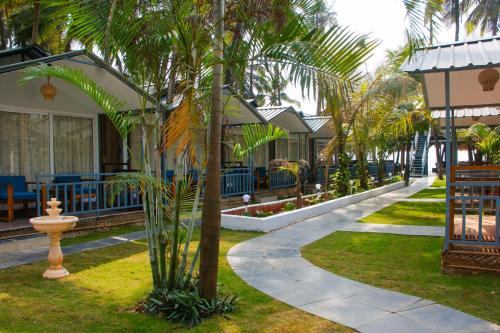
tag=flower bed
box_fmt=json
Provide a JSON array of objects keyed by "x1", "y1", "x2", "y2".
[{"x1": 221, "y1": 181, "x2": 405, "y2": 232}]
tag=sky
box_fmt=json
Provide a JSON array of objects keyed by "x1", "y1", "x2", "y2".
[{"x1": 287, "y1": 0, "x2": 464, "y2": 115}]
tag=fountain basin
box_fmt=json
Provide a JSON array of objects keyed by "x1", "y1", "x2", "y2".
[{"x1": 30, "y1": 216, "x2": 78, "y2": 234}]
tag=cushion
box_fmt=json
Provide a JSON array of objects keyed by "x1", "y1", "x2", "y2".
[
  {"x1": 0, "y1": 191, "x2": 36, "y2": 201},
  {"x1": 0, "y1": 176, "x2": 27, "y2": 193}
]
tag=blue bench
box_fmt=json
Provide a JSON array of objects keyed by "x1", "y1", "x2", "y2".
[{"x1": 0, "y1": 176, "x2": 39, "y2": 222}]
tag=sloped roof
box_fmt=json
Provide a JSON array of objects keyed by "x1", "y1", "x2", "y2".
[
  {"x1": 256, "y1": 106, "x2": 312, "y2": 133},
  {"x1": 402, "y1": 37, "x2": 500, "y2": 73},
  {"x1": 303, "y1": 116, "x2": 331, "y2": 132},
  {"x1": 256, "y1": 106, "x2": 290, "y2": 121}
]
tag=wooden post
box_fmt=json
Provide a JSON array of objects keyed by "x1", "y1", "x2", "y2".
[
  {"x1": 7, "y1": 184, "x2": 14, "y2": 222},
  {"x1": 41, "y1": 184, "x2": 47, "y2": 216},
  {"x1": 449, "y1": 166, "x2": 456, "y2": 240}
]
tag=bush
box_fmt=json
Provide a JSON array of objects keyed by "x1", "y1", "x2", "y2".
[
  {"x1": 329, "y1": 153, "x2": 351, "y2": 197},
  {"x1": 147, "y1": 287, "x2": 237, "y2": 327},
  {"x1": 283, "y1": 202, "x2": 296, "y2": 211}
]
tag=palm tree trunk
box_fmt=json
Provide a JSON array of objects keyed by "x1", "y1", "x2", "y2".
[
  {"x1": 32, "y1": 1, "x2": 41, "y2": 44},
  {"x1": 199, "y1": 0, "x2": 224, "y2": 301},
  {"x1": 0, "y1": 10, "x2": 7, "y2": 49},
  {"x1": 404, "y1": 142, "x2": 411, "y2": 186},
  {"x1": 453, "y1": 0, "x2": 460, "y2": 41},
  {"x1": 433, "y1": 126, "x2": 443, "y2": 179}
]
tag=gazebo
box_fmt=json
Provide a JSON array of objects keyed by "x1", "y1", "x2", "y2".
[{"x1": 403, "y1": 37, "x2": 500, "y2": 273}]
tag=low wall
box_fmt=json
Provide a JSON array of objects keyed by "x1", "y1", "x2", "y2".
[{"x1": 221, "y1": 181, "x2": 405, "y2": 232}]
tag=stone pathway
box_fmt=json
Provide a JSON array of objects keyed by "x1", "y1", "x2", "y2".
[
  {"x1": 227, "y1": 177, "x2": 500, "y2": 333},
  {"x1": 0, "y1": 231, "x2": 146, "y2": 270}
]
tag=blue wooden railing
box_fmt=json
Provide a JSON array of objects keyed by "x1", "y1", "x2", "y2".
[
  {"x1": 269, "y1": 170, "x2": 296, "y2": 189},
  {"x1": 221, "y1": 168, "x2": 252, "y2": 197},
  {"x1": 35, "y1": 173, "x2": 142, "y2": 217}
]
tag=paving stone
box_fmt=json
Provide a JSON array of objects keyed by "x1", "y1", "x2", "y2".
[
  {"x1": 359, "y1": 313, "x2": 439, "y2": 333},
  {"x1": 347, "y1": 288, "x2": 422, "y2": 312},
  {"x1": 300, "y1": 297, "x2": 389, "y2": 329},
  {"x1": 399, "y1": 304, "x2": 485, "y2": 333}
]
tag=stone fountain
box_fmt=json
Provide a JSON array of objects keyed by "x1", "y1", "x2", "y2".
[{"x1": 30, "y1": 198, "x2": 78, "y2": 279}]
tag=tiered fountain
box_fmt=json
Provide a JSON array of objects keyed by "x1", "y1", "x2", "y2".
[{"x1": 30, "y1": 198, "x2": 78, "y2": 279}]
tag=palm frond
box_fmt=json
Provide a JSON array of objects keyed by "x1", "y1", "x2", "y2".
[{"x1": 233, "y1": 123, "x2": 288, "y2": 159}]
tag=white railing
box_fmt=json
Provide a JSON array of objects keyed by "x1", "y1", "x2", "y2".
[{"x1": 409, "y1": 131, "x2": 419, "y2": 172}]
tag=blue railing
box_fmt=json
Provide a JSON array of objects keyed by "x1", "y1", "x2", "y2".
[
  {"x1": 270, "y1": 170, "x2": 296, "y2": 189},
  {"x1": 35, "y1": 172, "x2": 142, "y2": 217},
  {"x1": 221, "y1": 168, "x2": 251, "y2": 197}
]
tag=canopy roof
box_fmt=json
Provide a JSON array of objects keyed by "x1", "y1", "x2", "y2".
[
  {"x1": 303, "y1": 116, "x2": 333, "y2": 138},
  {"x1": 256, "y1": 106, "x2": 312, "y2": 133},
  {"x1": 0, "y1": 47, "x2": 154, "y2": 115},
  {"x1": 402, "y1": 37, "x2": 500, "y2": 109},
  {"x1": 432, "y1": 107, "x2": 499, "y2": 127}
]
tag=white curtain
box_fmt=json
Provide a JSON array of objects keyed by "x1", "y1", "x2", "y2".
[
  {"x1": 276, "y1": 138, "x2": 288, "y2": 160},
  {"x1": 0, "y1": 112, "x2": 49, "y2": 181},
  {"x1": 53, "y1": 115, "x2": 93, "y2": 174}
]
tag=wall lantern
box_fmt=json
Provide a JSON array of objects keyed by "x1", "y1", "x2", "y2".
[
  {"x1": 477, "y1": 68, "x2": 499, "y2": 92},
  {"x1": 40, "y1": 77, "x2": 57, "y2": 101}
]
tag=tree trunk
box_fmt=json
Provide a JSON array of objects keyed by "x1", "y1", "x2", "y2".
[
  {"x1": 32, "y1": 1, "x2": 41, "y2": 44},
  {"x1": 453, "y1": 0, "x2": 460, "y2": 41},
  {"x1": 199, "y1": 0, "x2": 224, "y2": 301},
  {"x1": 404, "y1": 142, "x2": 411, "y2": 186},
  {"x1": 433, "y1": 126, "x2": 443, "y2": 179},
  {"x1": 0, "y1": 10, "x2": 7, "y2": 49}
]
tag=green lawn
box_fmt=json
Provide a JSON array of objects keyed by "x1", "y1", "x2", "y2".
[
  {"x1": 0, "y1": 229, "x2": 352, "y2": 333},
  {"x1": 302, "y1": 232, "x2": 499, "y2": 324},
  {"x1": 360, "y1": 201, "x2": 445, "y2": 226},
  {"x1": 431, "y1": 177, "x2": 446, "y2": 187},
  {"x1": 410, "y1": 188, "x2": 446, "y2": 199}
]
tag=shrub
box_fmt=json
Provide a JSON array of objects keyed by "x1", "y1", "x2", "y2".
[
  {"x1": 147, "y1": 287, "x2": 237, "y2": 327},
  {"x1": 283, "y1": 202, "x2": 296, "y2": 211}
]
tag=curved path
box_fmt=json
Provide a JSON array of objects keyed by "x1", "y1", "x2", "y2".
[{"x1": 227, "y1": 178, "x2": 500, "y2": 333}]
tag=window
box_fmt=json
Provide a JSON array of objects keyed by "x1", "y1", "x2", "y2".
[
  {"x1": 0, "y1": 112, "x2": 49, "y2": 181},
  {"x1": 288, "y1": 138, "x2": 298, "y2": 161},
  {"x1": 53, "y1": 115, "x2": 94, "y2": 174},
  {"x1": 276, "y1": 138, "x2": 288, "y2": 160}
]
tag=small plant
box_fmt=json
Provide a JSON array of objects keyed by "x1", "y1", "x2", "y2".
[
  {"x1": 254, "y1": 210, "x2": 273, "y2": 218},
  {"x1": 283, "y1": 202, "x2": 296, "y2": 211},
  {"x1": 147, "y1": 286, "x2": 237, "y2": 327},
  {"x1": 329, "y1": 153, "x2": 351, "y2": 197}
]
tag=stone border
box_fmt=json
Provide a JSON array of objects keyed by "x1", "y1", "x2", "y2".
[{"x1": 221, "y1": 181, "x2": 405, "y2": 232}]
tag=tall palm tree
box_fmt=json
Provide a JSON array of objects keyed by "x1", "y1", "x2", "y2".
[
  {"x1": 462, "y1": 0, "x2": 499, "y2": 36},
  {"x1": 444, "y1": 0, "x2": 462, "y2": 41}
]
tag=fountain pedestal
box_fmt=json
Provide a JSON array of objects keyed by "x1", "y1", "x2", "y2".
[{"x1": 30, "y1": 198, "x2": 78, "y2": 279}]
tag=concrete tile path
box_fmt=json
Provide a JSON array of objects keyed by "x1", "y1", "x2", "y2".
[
  {"x1": 227, "y1": 177, "x2": 500, "y2": 333},
  {"x1": 0, "y1": 231, "x2": 146, "y2": 270}
]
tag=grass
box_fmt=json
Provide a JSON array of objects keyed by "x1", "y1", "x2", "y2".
[
  {"x1": 0, "y1": 229, "x2": 352, "y2": 333},
  {"x1": 61, "y1": 225, "x2": 144, "y2": 247},
  {"x1": 431, "y1": 177, "x2": 446, "y2": 187},
  {"x1": 410, "y1": 188, "x2": 446, "y2": 199},
  {"x1": 302, "y1": 232, "x2": 499, "y2": 324},
  {"x1": 360, "y1": 201, "x2": 445, "y2": 226}
]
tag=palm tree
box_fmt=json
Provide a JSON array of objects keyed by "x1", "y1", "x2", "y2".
[
  {"x1": 442, "y1": 0, "x2": 462, "y2": 41},
  {"x1": 278, "y1": 160, "x2": 309, "y2": 208},
  {"x1": 462, "y1": 0, "x2": 499, "y2": 36}
]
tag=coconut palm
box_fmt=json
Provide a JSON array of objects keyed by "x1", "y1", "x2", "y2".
[{"x1": 462, "y1": 0, "x2": 499, "y2": 36}]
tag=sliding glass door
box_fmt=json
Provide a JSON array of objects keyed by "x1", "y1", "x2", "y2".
[
  {"x1": 0, "y1": 112, "x2": 50, "y2": 181},
  {"x1": 53, "y1": 115, "x2": 94, "y2": 174},
  {"x1": 0, "y1": 111, "x2": 96, "y2": 180}
]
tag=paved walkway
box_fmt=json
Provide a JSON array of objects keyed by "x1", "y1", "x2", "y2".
[
  {"x1": 0, "y1": 231, "x2": 146, "y2": 270},
  {"x1": 227, "y1": 177, "x2": 500, "y2": 333}
]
